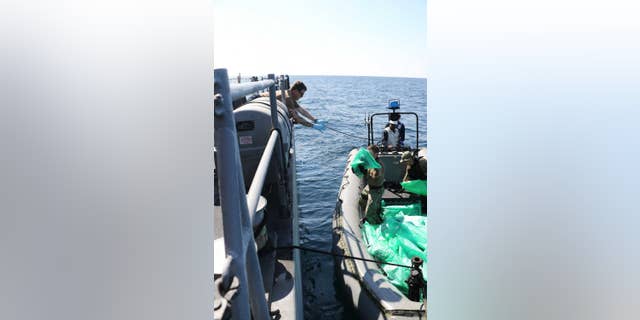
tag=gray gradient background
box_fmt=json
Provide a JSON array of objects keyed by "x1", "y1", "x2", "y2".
[
  {"x1": 1, "y1": 1, "x2": 639, "y2": 319},
  {"x1": 1, "y1": 1, "x2": 213, "y2": 319},
  {"x1": 428, "y1": 0, "x2": 640, "y2": 319}
]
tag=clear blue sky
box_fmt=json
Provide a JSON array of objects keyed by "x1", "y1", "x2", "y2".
[{"x1": 213, "y1": 0, "x2": 427, "y2": 78}]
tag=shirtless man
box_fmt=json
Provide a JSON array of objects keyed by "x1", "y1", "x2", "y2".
[{"x1": 263, "y1": 80, "x2": 325, "y2": 131}]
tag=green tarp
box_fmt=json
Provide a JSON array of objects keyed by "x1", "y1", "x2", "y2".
[
  {"x1": 362, "y1": 202, "x2": 427, "y2": 295},
  {"x1": 350, "y1": 148, "x2": 381, "y2": 178},
  {"x1": 401, "y1": 179, "x2": 427, "y2": 196}
]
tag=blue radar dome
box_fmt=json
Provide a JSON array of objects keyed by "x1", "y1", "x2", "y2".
[{"x1": 388, "y1": 99, "x2": 400, "y2": 110}]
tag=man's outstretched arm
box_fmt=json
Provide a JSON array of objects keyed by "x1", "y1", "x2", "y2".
[
  {"x1": 296, "y1": 105, "x2": 317, "y2": 123},
  {"x1": 290, "y1": 109, "x2": 314, "y2": 127}
]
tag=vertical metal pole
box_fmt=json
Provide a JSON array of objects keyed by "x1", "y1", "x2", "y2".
[
  {"x1": 267, "y1": 74, "x2": 278, "y2": 130},
  {"x1": 213, "y1": 69, "x2": 251, "y2": 320},
  {"x1": 415, "y1": 113, "x2": 419, "y2": 150},
  {"x1": 368, "y1": 114, "x2": 372, "y2": 146},
  {"x1": 268, "y1": 74, "x2": 289, "y2": 211},
  {"x1": 214, "y1": 68, "x2": 270, "y2": 320},
  {"x1": 244, "y1": 218, "x2": 270, "y2": 320},
  {"x1": 267, "y1": 75, "x2": 283, "y2": 169},
  {"x1": 279, "y1": 75, "x2": 287, "y2": 107}
]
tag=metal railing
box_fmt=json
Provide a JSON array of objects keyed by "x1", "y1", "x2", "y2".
[
  {"x1": 368, "y1": 111, "x2": 421, "y2": 150},
  {"x1": 246, "y1": 130, "x2": 279, "y2": 221},
  {"x1": 229, "y1": 80, "x2": 275, "y2": 101},
  {"x1": 214, "y1": 68, "x2": 285, "y2": 320}
]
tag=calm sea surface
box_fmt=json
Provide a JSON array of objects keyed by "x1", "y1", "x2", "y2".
[{"x1": 293, "y1": 75, "x2": 427, "y2": 319}]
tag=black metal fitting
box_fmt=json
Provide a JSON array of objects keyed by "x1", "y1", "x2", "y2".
[{"x1": 406, "y1": 256, "x2": 425, "y2": 302}]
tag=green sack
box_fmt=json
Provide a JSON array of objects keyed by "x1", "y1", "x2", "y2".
[
  {"x1": 401, "y1": 179, "x2": 427, "y2": 196},
  {"x1": 362, "y1": 203, "x2": 427, "y2": 296},
  {"x1": 350, "y1": 148, "x2": 381, "y2": 177},
  {"x1": 382, "y1": 203, "x2": 422, "y2": 217}
]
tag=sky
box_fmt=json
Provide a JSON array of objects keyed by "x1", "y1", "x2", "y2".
[{"x1": 213, "y1": 0, "x2": 427, "y2": 78}]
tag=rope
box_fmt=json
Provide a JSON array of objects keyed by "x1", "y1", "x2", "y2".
[
  {"x1": 324, "y1": 126, "x2": 369, "y2": 140},
  {"x1": 273, "y1": 245, "x2": 413, "y2": 269},
  {"x1": 272, "y1": 245, "x2": 428, "y2": 307}
]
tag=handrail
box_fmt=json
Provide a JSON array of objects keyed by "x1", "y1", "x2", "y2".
[
  {"x1": 214, "y1": 68, "x2": 270, "y2": 320},
  {"x1": 214, "y1": 68, "x2": 297, "y2": 320},
  {"x1": 229, "y1": 80, "x2": 276, "y2": 101},
  {"x1": 246, "y1": 130, "x2": 279, "y2": 222}
]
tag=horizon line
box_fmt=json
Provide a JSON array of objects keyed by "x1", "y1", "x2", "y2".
[
  {"x1": 293, "y1": 74, "x2": 427, "y2": 80},
  {"x1": 225, "y1": 70, "x2": 428, "y2": 80}
]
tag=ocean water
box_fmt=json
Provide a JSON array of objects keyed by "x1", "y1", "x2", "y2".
[{"x1": 293, "y1": 75, "x2": 427, "y2": 319}]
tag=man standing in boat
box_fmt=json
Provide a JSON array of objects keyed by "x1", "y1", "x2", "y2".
[
  {"x1": 363, "y1": 145, "x2": 385, "y2": 224},
  {"x1": 385, "y1": 113, "x2": 405, "y2": 148},
  {"x1": 262, "y1": 80, "x2": 325, "y2": 131},
  {"x1": 382, "y1": 119, "x2": 401, "y2": 150}
]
